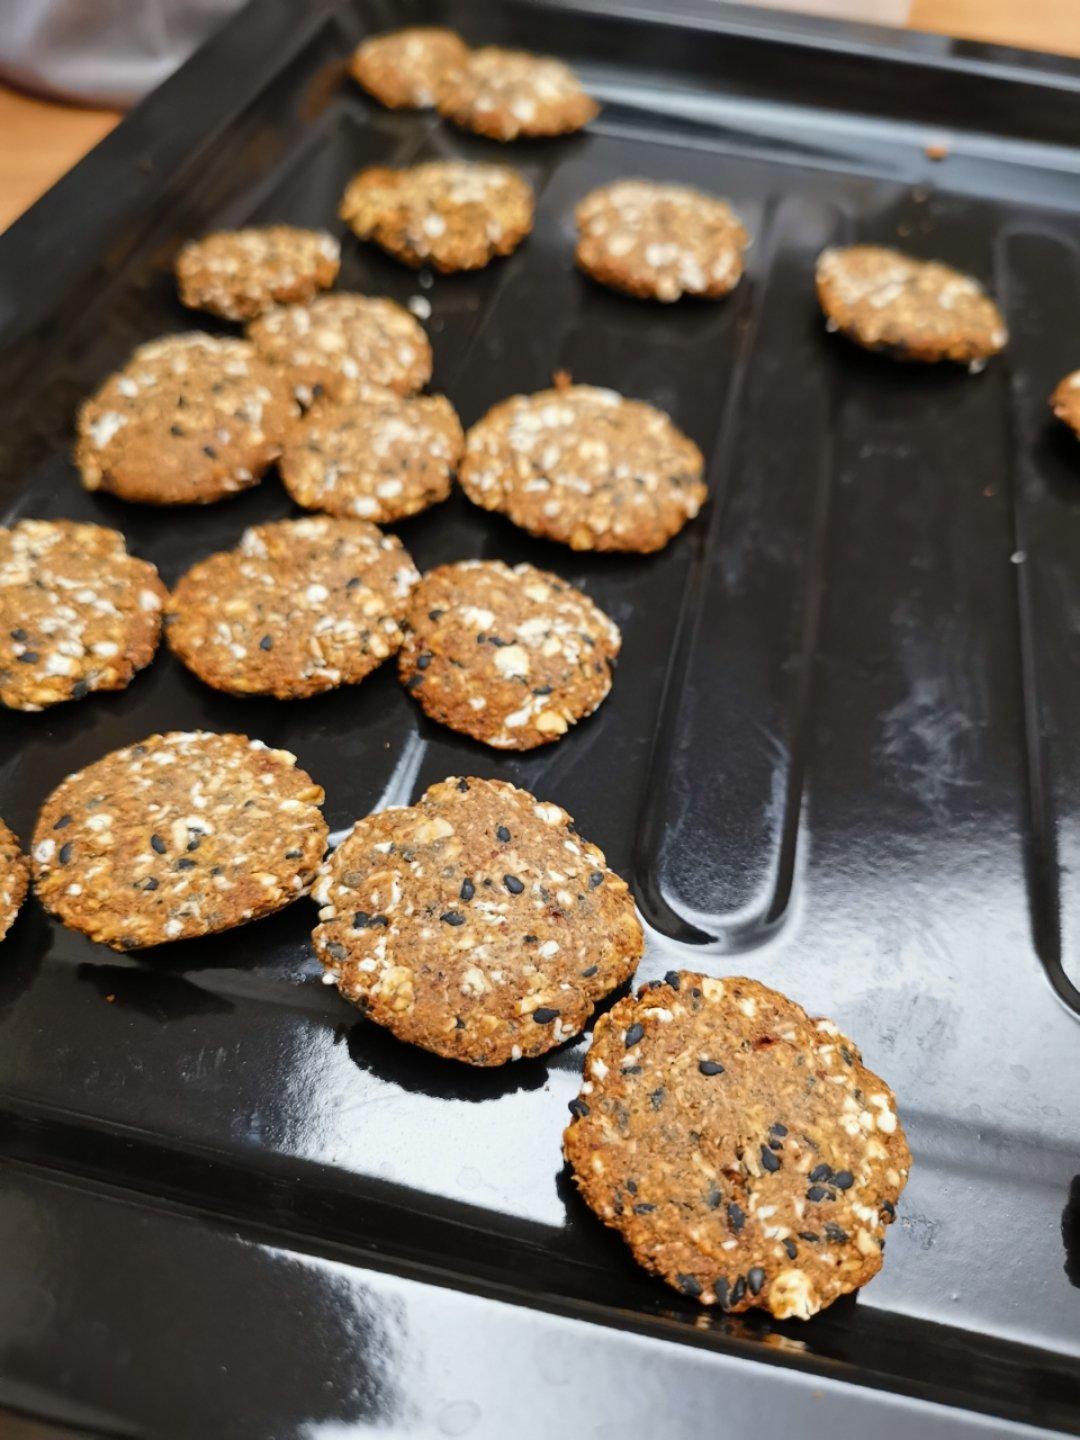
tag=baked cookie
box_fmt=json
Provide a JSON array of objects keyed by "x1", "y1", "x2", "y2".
[
  {"x1": 459, "y1": 382, "x2": 707, "y2": 553},
  {"x1": 815, "y1": 245, "x2": 1007, "y2": 366},
  {"x1": 166, "y1": 516, "x2": 419, "y2": 700},
  {"x1": 575, "y1": 180, "x2": 748, "y2": 303},
  {"x1": 0, "y1": 821, "x2": 29, "y2": 942},
  {"x1": 339, "y1": 161, "x2": 534, "y2": 272},
  {"x1": 0, "y1": 520, "x2": 165, "y2": 711},
  {"x1": 399, "y1": 560, "x2": 620, "y2": 749},
  {"x1": 1051, "y1": 370, "x2": 1080, "y2": 438},
  {"x1": 175, "y1": 226, "x2": 341, "y2": 322},
  {"x1": 76, "y1": 333, "x2": 297, "y2": 504},
  {"x1": 247, "y1": 293, "x2": 432, "y2": 405},
  {"x1": 313, "y1": 776, "x2": 643, "y2": 1065},
  {"x1": 348, "y1": 26, "x2": 469, "y2": 109},
  {"x1": 279, "y1": 390, "x2": 463, "y2": 523},
  {"x1": 32, "y1": 731, "x2": 327, "y2": 951},
  {"x1": 436, "y1": 46, "x2": 598, "y2": 141},
  {"x1": 564, "y1": 973, "x2": 910, "y2": 1319}
]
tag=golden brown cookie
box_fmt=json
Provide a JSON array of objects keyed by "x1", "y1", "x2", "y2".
[
  {"x1": 436, "y1": 46, "x2": 598, "y2": 141},
  {"x1": 1051, "y1": 370, "x2": 1080, "y2": 437},
  {"x1": 339, "y1": 161, "x2": 534, "y2": 272},
  {"x1": 0, "y1": 520, "x2": 165, "y2": 711},
  {"x1": 0, "y1": 821, "x2": 29, "y2": 942},
  {"x1": 575, "y1": 180, "x2": 748, "y2": 302},
  {"x1": 815, "y1": 245, "x2": 1007, "y2": 366},
  {"x1": 565, "y1": 973, "x2": 910, "y2": 1319},
  {"x1": 399, "y1": 560, "x2": 620, "y2": 749},
  {"x1": 75, "y1": 334, "x2": 298, "y2": 504},
  {"x1": 32, "y1": 731, "x2": 327, "y2": 951},
  {"x1": 175, "y1": 226, "x2": 341, "y2": 322},
  {"x1": 348, "y1": 26, "x2": 469, "y2": 109},
  {"x1": 246, "y1": 293, "x2": 432, "y2": 405},
  {"x1": 165, "y1": 516, "x2": 419, "y2": 700},
  {"x1": 279, "y1": 389, "x2": 463, "y2": 523},
  {"x1": 313, "y1": 776, "x2": 643, "y2": 1065},
  {"x1": 459, "y1": 382, "x2": 707, "y2": 553}
]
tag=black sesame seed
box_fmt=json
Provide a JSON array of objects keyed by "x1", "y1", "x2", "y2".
[
  {"x1": 428, "y1": 608, "x2": 445, "y2": 621},
  {"x1": 580, "y1": 964, "x2": 598, "y2": 977},
  {"x1": 882, "y1": 1200, "x2": 896, "y2": 1220},
  {"x1": 705, "y1": 1187, "x2": 722, "y2": 1209},
  {"x1": 760, "y1": 1146, "x2": 781, "y2": 1173},
  {"x1": 53, "y1": 815, "x2": 71, "y2": 830},
  {"x1": 633, "y1": 1202, "x2": 656, "y2": 1215},
  {"x1": 809, "y1": 1163, "x2": 833, "y2": 1183},
  {"x1": 621, "y1": 1064, "x2": 642, "y2": 1074},
  {"x1": 202, "y1": 444, "x2": 217, "y2": 459},
  {"x1": 9, "y1": 628, "x2": 27, "y2": 642},
  {"x1": 833, "y1": 1169, "x2": 854, "y2": 1190},
  {"x1": 663, "y1": 971, "x2": 681, "y2": 989},
  {"x1": 824, "y1": 1222, "x2": 849, "y2": 1244},
  {"x1": 532, "y1": 685, "x2": 553, "y2": 696},
  {"x1": 568, "y1": 1098, "x2": 589, "y2": 1118},
  {"x1": 176, "y1": 858, "x2": 196, "y2": 870},
  {"x1": 459, "y1": 878, "x2": 475, "y2": 902},
  {"x1": 714, "y1": 1278, "x2": 731, "y2": 1310},
  {"x1": 16, "y1": 651, "x2": 39, "y2": 663},
  {"x1": 417, "y1": 652, "x2": 432, "y2": 670},
  {"x1": 150, "y1": 834, "x2": 167, "y2": 855},
  {"x1": 625, "y1": 1179, "x2": 637, "y2": 1194},
  {"x1": 770, "y1": 1123, "x2": 788, "y2": 1137},
  {"x1": 496, "y1": 825, "x2": 510, "y2": 843},
  {"x1": 284, "y1": 848, "x2": 302, "y2": 859},
  {"x1": 440, "y1": 911, "x2": 465, "y2": 926},
  {"x1": 799, "y1": 1231, "x2": 820, "y2": 1243},
  {"x1": 731, "y1": 1276, "x2": 747, "y2": 1305},
  {"x1": 170, "y1": 424, "x2": 184, "y2": 436},
  {"x1": 58, "y1": 842, "x2": 73, "y2": 865},
  {"x1": 783, "y1": 1238, "x2": 798, "y2": 1260},
  {"x1": 649, "y1": 1087, "x2": 665, "y2": 1110},
  {"x1": 259, "y1": 635, "x2": 273, "y2": 651},
  {"x1": 588, "y1": 871, "x2": 604, "y2": 888},
  {"x1": 806, "y1": 1185, "x2": 831, "y2": 1203},
  {"x1": 675, "y1": 1274, "x2": 702, "y2": 1298},
  {"x1": 405, "y1": 674, "x2": 424, "y2": 690},
  {"x1": 532, "y1": 1007, "x2": 559, "y2": 1024},
  {"x1": 503, "y1": 874, "x2": 524, "y2": 894},
  {"x1": 71, "y1": 680, "x2": 90, "y2": 700},
  {"x1": 698, "y1": 1059, "x2": 725, "y2": 1076},
  {"x1": 186, "y1": 836, "x2": 202, "y2": 853},
  {"x1": 523, "y1": 934, "x2": 538, "y2": 945},
  {"x1": 747, "y1": 1266, "x2": 765, "y2": 1295},
  {"x1": 325, "y1": 941, "x2": 347, "y2": 961},
  {"x1": 456, "y1": 779, "x2": 469, "y2": 792},
  {"x1": 136, "y1": 876, "x2": 159, "y2": 892},
  {"x1": 370, "y1": 915, "x2": 388, "y2": 927},
  {"x1": 353, "y1": 912, "x2": 371, "y2": 929},
  {"x1": 727, "y1": 1202, "x2": 745, "y2": 1233},
  {"x1": 624, "y1": 1022, "x2": 644, "y2": 1047}
]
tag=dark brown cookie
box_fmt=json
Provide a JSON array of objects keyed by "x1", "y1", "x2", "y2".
[
  {"x1": 0, "y1": 520, "x2": 165, "y2": 711},
  {"x1": 166, "y1": 517, "x2": 419, "y2": 700},
  {"x1": 399, "y1": 560, "x2": 620, "y2": 749},
  {"x1": 1051, "y1": 370, "x2": 1080, "y2": 438},
  {"x1": 339, "y1": 161, "x2": 534, "y2": 273},
  {"x1": 576, "y1": 180, "x2": 748, "y2": 302},
  {"x1": 348, "y1": 27, "x2": 469, "y2": 109},
  {"x1": 32, "y1": 731, "x2": 328, "y2": 950},
  {"x1": 0, "y1": 820, "x2": 28, "y2": 942},
  {"x1": 175, "y1": 226, "x2": 341, "y2": 322},
  {"x1": 75, "y1": 334, "x2": 298, "y2": 504},
  {"x1": 436, "y1": 46, "x2": 598, "y2": 141},
  {"x1": 564, "y1": 973, "x2": 911, "y2": 1319},
  {"x1": 459, "y1": 382, "x2": 707, "y2": 553},
  {"x1": 279, "y1": 390, "x2": 463, "y2": 523},
  {"x1": 313, "y1": 776, "x2": 643, "y2": 1065},
  {"x1": 815, "y1": 245, "x2": 1007, "y2": 366}
]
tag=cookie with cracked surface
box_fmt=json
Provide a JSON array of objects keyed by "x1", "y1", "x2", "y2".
[
  {"x1": 348, "y1": 26, "x2": 469, "y2": 109},
  {"x1": 279, "y1": 389, "x2": 463, "y2": 522},
  {"x1": 339, "y1": 161, "x2": 534, "y2": 272},
  {"x1": 564, "y1": 973, "x2": 910, "y2": 1319},
  {"x1": 0, "y1": 520, "x2": 165, "y2": 711},
  {"x1": 0, "y1": 821, "x2": 28, "y2": 942},
  {"x1": 1051, "y1": 370, "x2": 1080, "y2": 438},
  {"x1": 816, "y1": 245, "x2": 1007, "y2": 366},
  {"x1": 166, "y1": 517, "x2": 419, "y2": 700},
  {"x1": 399, "y1": 560, "x2": 620, "y2": 749},
  {"x1": 576, "y1": 180, "x2": 748, "y2": 303},
  {"x1": 32, "y1": 731, "x2": 327, "y2": 951},
  {"x1": 76, "y1": 333, "x2": 298, "y2": 504},
  {"x1": 459, "y1": 383, "x2": 707, "y2": 553},
  {"x1": 246, "y1": 293, "x2": 432, "y2": 406},
  {"x1": 313, "y1": 776, "x2": 643, "y2": 1065},
  {"x1": 175, "y1": 226, "x2": 341, "y2": 322},
  {"x1": 436, "y1": 46, "x2": 598, "y2": 141}
]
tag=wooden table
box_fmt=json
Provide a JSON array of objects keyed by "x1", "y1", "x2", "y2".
[{"x1": 1, "y1": 1, "x2": 1079, "y2": 235}]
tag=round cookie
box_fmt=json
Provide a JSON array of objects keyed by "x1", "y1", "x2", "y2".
[
  {"x1": 0, "y1": 821, "x2": 29, "y2": 942},
  {"x1": 0, "y1": 520, "x2": 165, "y2": 711},
  {"x1": 815, "y1": 245, "x2": 1007, "y2": 366},
  {"x1": 313, "y1": 776, "x2": 643, "y2": 1065},
  {"x1": 32, "y1": 731, "x2": 328, "y2": 951},
  {"x1": 166, "y1": 516, "x2": 419, "y2": 700},
  {"x1": 247, "y1": 293, "x2": 432, "y2": 405},
  {"x1": 564, "y1": 973, "x2": 911, "y2": 1320},
  {"x1": 348, "y1": 27, "x2": 469, "y2": 109},
  {"x1": 76, "y1": 333, "x2": 298, "y2": 505},
  {"x1": 1051, "y1": 370, "x2": 1080, "y2": 438},
  {"x1": 175, "y1": 226, "x2": 341, "y2": 322},
  {"x1": 459, "y1": 383, "x2": 707, "y2": 553},
  {"x1": 436, "y1": 46, "x2": 598, "y2": 141},
  {"x1": 575, "y1": 180, "x2": 748, "y2": 303},
  {"x1": 279, "y1": 390, "x2": 463, "y2": 523},
  {"x1": 339, "y1": 161, "x2": 534, "y2": 273},
  {"x1": 399, "y1": 560, "x2": 620, "y2": 749}
]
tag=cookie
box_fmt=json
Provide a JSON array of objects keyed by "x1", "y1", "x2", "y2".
[
  {"x1": 436, "y1": 46, "x2": 598, "y2": 141},
  {"x1": 313, "y1": 776, "x2": 643, "y2": 1065},
  {"x1": 76, "y1": 333, "x2": 298, "y2": 505},
  {"x1": 815, "y1": 245, "x2": 1007, "y2": 366},
  {"x1": 564, "y1": 973, "x2": 910, "y2": 1320},
  {"x1": 279, "y1": 390, "x2": 463, "y2": 523},
  {"x1": 339, "y1": 161, "x2": 534, "y2": 273},
  {"x1": 1051, "y1": 370, "x2": 1080, "y2": 438},
  {"x1": 399, "y1": 560, "x2": 620, "y2": 749},
  {"x1": 0, "y1": 821, "x2": 29, "y2": 942},
  {"x1": 166, "y1": 517, "x2": 419, "y2": 700},
  {"x1": 32, "y1": 731, "x2": 327, "y2": 951},
  {"x1": 575, "y1": 180, "x2": 748, "y2": 303},
  {"x1": 247, "y1": 293, "x2": 432, "y2": 406},
  {"x1": 459, "y1": 382, "x2": 707, "y2": 553},
  {"x1": 348, "y1": 27, "x2": 469, "y2": 109},
  {"x1": 175, "y1": 226, "x2": 341, "y2": 322},
  {"x1": 0, "y1": 520, "x2": 165, "y2": 711}
]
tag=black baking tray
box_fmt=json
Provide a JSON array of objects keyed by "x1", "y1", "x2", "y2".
[{"x1": 2, "y1": 1, "x2": 1080, "y2": 1435}]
